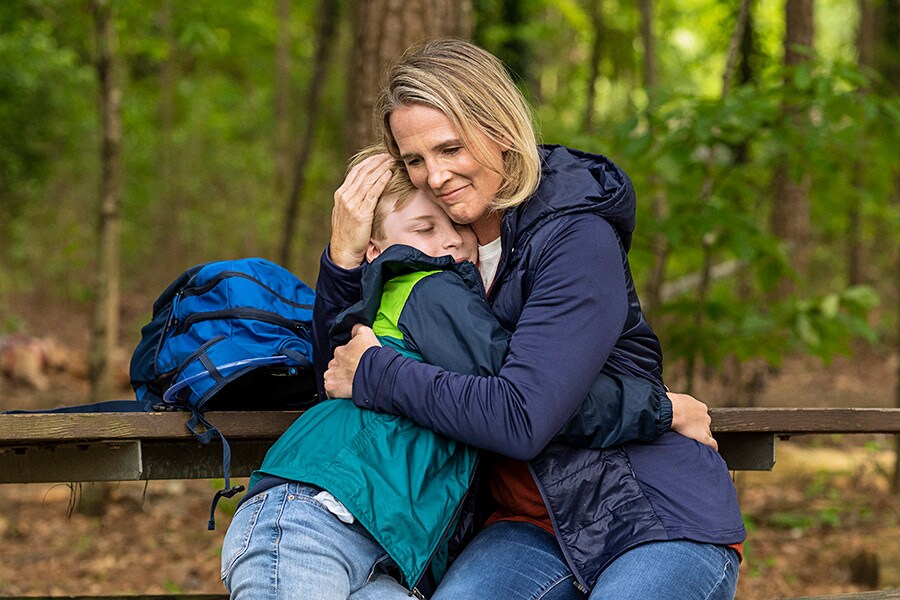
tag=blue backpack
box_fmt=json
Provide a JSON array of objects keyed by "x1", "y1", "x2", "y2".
[
  {"x1": 129, "y1": 257, "x2": 318, "y2": 528},
  {"x1": 7, "y1": 258, "x2": 318, "y2": 529}
]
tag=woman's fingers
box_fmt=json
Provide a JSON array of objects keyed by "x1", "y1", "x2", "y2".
[
  {"x1": 323, "y1": 325, "x2": 381, "y2": 399},
  {"x1": 329, "y1": 154, "x2": 395, "y2": 269},
  {"x1": 668, "y1": 392, "x2": 718, "y2": 450},
  {"x1": 337, "y1": 154, "x2": 393, "y2": 208}
]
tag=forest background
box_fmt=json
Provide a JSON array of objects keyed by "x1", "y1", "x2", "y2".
[{"x1": 0, "y1": 0, "x2": 898, "y2": 598}]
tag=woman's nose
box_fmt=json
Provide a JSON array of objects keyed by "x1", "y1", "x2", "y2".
[{"x1": 427, "y1": 162, "x2": 452, "y2": 191}]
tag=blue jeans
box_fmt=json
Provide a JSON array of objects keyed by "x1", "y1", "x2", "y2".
[
  {"x1": 433, "y1": 521, "x2": 740, "y2": 600},
  {"x1": 221, "y1": 482, "x2": 410, "y2": 600}
]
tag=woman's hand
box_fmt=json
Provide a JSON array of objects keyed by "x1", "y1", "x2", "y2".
[
  {"x1": 668, "y1": 392, "x2": 718, "y2": 451},
  {"x1": 329, "y1": 154, "x2": 394, "y2": 269},
  {"x1": 324, "y1": 324, "x2": 381, "y2": 399}
]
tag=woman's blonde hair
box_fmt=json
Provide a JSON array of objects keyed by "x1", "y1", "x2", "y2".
[
  {"x1": 347, "y1": 145, "x2": 418, "y2": 241},
  {"x1": 374, "y1": 38, "x2": 541, "y2": 211}
]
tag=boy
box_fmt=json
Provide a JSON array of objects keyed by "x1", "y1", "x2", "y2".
[{"x1": 221, "y1": 158, "x2": 670, "y2": 600}]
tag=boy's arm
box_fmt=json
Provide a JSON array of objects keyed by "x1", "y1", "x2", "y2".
[
  {"x1": 397, "y1": 270, "x2": 509, "y2": 377},
  {"x1": 399, "y1": 271, "x2": 671, "y2": 447}
]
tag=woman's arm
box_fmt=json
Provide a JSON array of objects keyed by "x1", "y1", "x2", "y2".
[
  {"x1": 328, "y1": 243, "x2": 717, "y2": 451},
  {"x1": 313, "y1": 154, "x2": 393, "y2": 397},
  {"x1": 343, "y1": 216, "x2": 633, "y2": 460}
]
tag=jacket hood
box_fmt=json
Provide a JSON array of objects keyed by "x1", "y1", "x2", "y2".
[
  {"x1": 330, "y1": 245, "x2": 483, "y2": 345},
  {"x1": 506, "y1": 145, "x2": 637, "y2": 252}
]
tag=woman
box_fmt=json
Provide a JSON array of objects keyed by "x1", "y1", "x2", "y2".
[{"x1": 322, "y1": 39, "x2": 744, "y2": 599}]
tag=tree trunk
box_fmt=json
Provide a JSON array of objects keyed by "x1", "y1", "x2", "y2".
[
  {"x1": 84, "y1": 0, "x2": 122, "y2": 519},
  {"x1": 582, "y1": 0, "x2": 604, "y2": 133},
  {"x1": 637, "y1": 0, "x2": 668, "y2": 317},
  {"x1": 344, "y1": 0, "x2": 474, "y2": 154},
  {"x1": 894, "y1": 230, "x2": 900, "y2": 495},
  {"x1": 684, "y1": 0, "x2": 751, "y2": 393},
  {"x1": 771, "y1": 0, "x2": 814, "y2": 298},
  {"x1": 847, "y1": 0, "x2": 875, "y2": 287},
  {"x1": 871, "y1": 0, "x2": 900, "y2": 497},
  {"x1": 274, "y1": 0, "x2": 292, "y2": 202},
  {"x1": 88, "y1": 0, "x2": 123, "y2": 404},
  {"x1": 277, "y1": 0, "x2": 339, "y2": 268},
  {"x1": 155, "y1": 0, "x2": 181, "y2": 273}
]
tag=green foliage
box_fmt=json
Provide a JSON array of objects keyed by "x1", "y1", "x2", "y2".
[
  {"x1": 0, "y1": 0, "x2": 896, "y2": 392},
  {"x1": 0, "y1": 15, "x2": 93, "y2": 229},
  {"x1": 607, "y1": 57, "x2": 894, "y2": 375}
]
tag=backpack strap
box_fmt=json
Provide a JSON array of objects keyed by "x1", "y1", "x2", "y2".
[
  {"x1": 278, "y1": 347, "x2": 313, "y2": 369},
  {"x1": 181, "y1": 407, "x2": 245, "y2": 530},
  {"x1": 162, "y1": 339, "x2": 311, "y2": 408},
  {"x1": 3, "y1": 399, "x2": 151, "y2": 414},
  {"x1": 167, "y1": 339, "x2": 313, "y2": 529}
]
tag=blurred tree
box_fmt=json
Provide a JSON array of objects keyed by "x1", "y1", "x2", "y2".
[
  {"x1": 637, "y1": 0, "x2": 667, "y2": 315},
  {"x1": 278, "y1": 0, "x2": 339, "y2": 268},
  {"x1": 344, "y1": 0, "x2": 473, "y2": 153},
  {"x1": 847, "y1": 0, "x2": 874, "y2": 287},
  {"x1": 154, "y1": 0, "x2": 181, "y2": 270},
  {"x1": 682, "y1": 0, "x2": 752, "y2": 394},
  {"x1": 771, "y1": 0, "x2": 814, "y2": 297},
  {"x1": 88, "y1": 0, "x2": 123, "y2": 403},
  {"x1": 274, "y1": 0, "x2": 293, "y2": 201},
  {"x1": 582, "y1": 0, "x2": 604, "y2": 133}
]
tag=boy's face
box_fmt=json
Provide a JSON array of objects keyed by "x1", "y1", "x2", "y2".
[{"x1": 367, "y1": 190, "x2": 479, "y2": 264}]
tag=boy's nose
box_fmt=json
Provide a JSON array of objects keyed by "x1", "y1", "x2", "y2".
[{"x1": 444, "y1": 229, "x2": 463, "y2": 248}]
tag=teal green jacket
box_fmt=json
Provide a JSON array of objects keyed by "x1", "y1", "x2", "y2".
[{"x1": 252, "y1": 247, "x2": 505, "y2": 591}]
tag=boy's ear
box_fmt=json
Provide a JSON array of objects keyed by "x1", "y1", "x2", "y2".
[{"x1": 365, "y1": 240, "x2": 383, "y2": 263}]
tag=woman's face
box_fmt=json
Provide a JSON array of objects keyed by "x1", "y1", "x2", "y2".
[{"x1": 389, "y1": 104, "x2": 505, "y2": 244}]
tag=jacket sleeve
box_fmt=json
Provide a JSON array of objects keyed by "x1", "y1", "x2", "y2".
[
  {"x1": 312, "y1": 246, "x2": 364, "y2": 400},
  {"x1": 405, "y1": 272, "x2": 670, "y2": 448},
  {"x1": 553, "y1": 371, "x2": 671, "y2": 448},
  {"x1": 353, "y1": 216, "x2": 659, "y2": 460}
]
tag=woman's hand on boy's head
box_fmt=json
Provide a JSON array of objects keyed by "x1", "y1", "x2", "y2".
[
  {"x1": 324, "y1": 324, "x2": 381, "y2": 399},
  {"x1": 330, "y1": 154, "x2": 394, "y2": 269},
  {"x1": 667, "y1": 392, "x2": 718, "y2": 451}
]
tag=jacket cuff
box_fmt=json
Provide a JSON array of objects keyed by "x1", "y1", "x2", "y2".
[
  {"x1": 317, "y1": 245, "x2": 365, "y2": 307},
  {"x1": 656, "y1": 387, "x2": 673, "y2": 434}
]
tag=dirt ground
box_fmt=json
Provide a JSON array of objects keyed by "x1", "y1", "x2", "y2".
[{"x1": 0, "y1": 292, "x2": 898, "y2": 599}]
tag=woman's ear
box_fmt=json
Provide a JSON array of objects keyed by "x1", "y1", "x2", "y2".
[{"x1": 365, "y1": 240, "x2": 383, "y2": 263}]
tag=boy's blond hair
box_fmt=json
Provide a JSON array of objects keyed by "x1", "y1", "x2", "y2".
[{"x1": 347, "y1": 145, "x2": 418, "y2": 241}]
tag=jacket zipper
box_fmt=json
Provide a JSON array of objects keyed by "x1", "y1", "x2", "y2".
[
  {"x1": 409, "y1": 454, "x2": 481, "y2": 595},
  {"x1": 181, "y1": 270, "x2": 314, "y2": 310},
  {"x1": 175, "y1": 307, "x2": 310, "y2": 337},
  {"x1": 526, "y1": 461, "x2": 591, "y2": 593}
]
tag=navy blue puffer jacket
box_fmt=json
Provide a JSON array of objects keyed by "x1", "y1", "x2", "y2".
[{"x1": 318, "y1": 146, "x2": 745, "y2": 590}]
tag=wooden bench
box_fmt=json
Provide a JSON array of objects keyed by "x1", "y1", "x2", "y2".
[
  {"x1": 1, "y1": 406, "x2": 899, "y2": 600},
  {"x1": 1, "y1": 407, "x2": 898, "y2": 481}
]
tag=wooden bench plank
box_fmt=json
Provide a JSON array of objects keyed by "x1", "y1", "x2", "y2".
[
  {"x1": 1, "y1": 408, "x2": 897, "y2": 481},
  {"x1": 2, "y1": 407, "x2": 898, "y2": 445},
  {"x1": 0, "y1": 410, "x2": 303, "y2": 444},
  {"x1": 710, "y1": 407, "x2": 900, "y2": 434}
]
